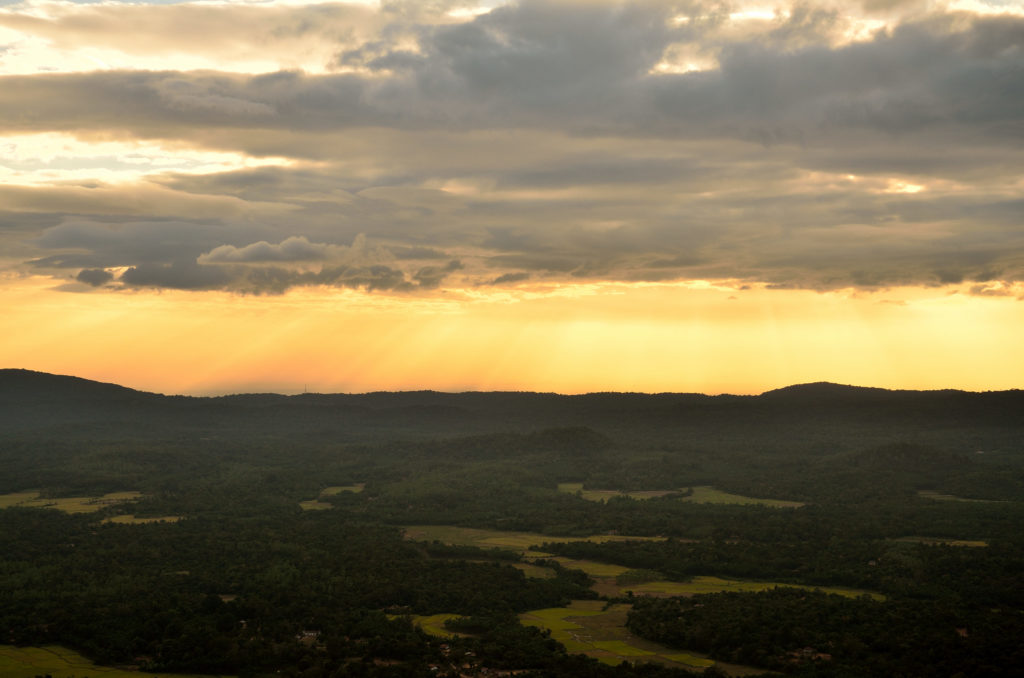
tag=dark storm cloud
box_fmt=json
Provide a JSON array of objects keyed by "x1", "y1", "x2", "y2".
[
  {"x1": 75, "y1": 268, "x2": 113, "y2": 287},
  {"x1": 2, "y1": 1, "x2": 1023, "y2": 293}
]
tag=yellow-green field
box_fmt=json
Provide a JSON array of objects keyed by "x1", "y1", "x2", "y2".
[
  {"x1": 0, "y1": 645, "x2": 229, "y2": 678},
  {"x1": 298, "y1": 500, "x2": 333, "y2": 510},
  {"x1": 320, "y1": 484, "x2": 365, "y2": 495},
  {"x1": 406, "y1": 614, "x2": 467, "y2": 638},
  {"x1": 403, "y1": 525, "x2": 662, "y2": 553},
  {"x1": 557, "y1": 483, "x2": 682, "y2": 502},
  {"x1": 917, "y1": 490, "x2": 1003, "y2": 503},
  {"x1": 890, "y1": 536, "x2": 989, "y2": 548},
  {"x1": 0, "y1": 491, "x2": 142, "y2": 514},
  {"x1": 628, "y1": 576, "x2": 884, "y2": 601},
  {"x1": 299, "y1": 484, "x2": 366, "y2": 510},
  {"x1": 681, "y1": 486, "x2": 804, "y2": 508},
  {"x1": 101, "y1": 515, "x2": 182, "y2": 525},
  {"x1": 519, "y1": 601, "x2": 738, "y2": 672},
  {"x1": 557, "y1": 484, "x2": 803, "y2": 508}
]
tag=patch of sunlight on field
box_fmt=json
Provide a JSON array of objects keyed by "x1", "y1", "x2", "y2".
[
  {"x1": 682, "y1": 486, "x2": 804, "y2": 508},
  {"x1": 520, "y1": 602, "x2": 740, "y2": 671},
  {"x1": 557, "y1": 483, "x2": 683, "y2": 503},
  {"x1": 891, "y1": 536, "x2": 988, "y2": 547},
  {"x1": 0, "y1": 491, "x2": 142, "y2": 514},
  {"x1": 511, "y1": 562, "x2": 556, "y2": 578},
  {"x1": 102, "y1": 515, "x2": 182, "y2": 525},
  {"x1": 548, "y1": 557, "x2": 630, "y2": 577},
  {"x1": 403, "y1": 525, "x2": 662, "y2": 554},
  {"x1": 299, "y1": 500, "x2": 333, "y2": 510},
  {"x1": 917, "y1": 490, "x2": 1004, "y2": 503},
  {"x1": 631, "y1": 576, "x2": 885, "y2": 600},
  {"x1": 320, "y1": 483, "x2": 365, "y2": 495},
  {"x1": 664, "y1": 652, "x2": 715, "y2": 668},
  {"x1": 0, "y1": 645, "x2": 229, "y2": 678},
  {"x1": 407, "y1": 614, "x2": 466, "y2": 638}
]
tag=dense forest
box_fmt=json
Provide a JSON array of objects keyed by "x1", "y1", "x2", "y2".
[{"x1": 1, "y1": 369, "x2": 1023, "y2": 677}]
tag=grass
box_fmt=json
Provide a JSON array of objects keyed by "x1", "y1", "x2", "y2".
[
  {"x1": 102, "y1": 515, "x2": 182, "y2": 525},
  {"x1": 557, "y1": 483, "x2": 803, "y2": 508},
  {"x1": 298, "y1": 500, "x2": 333, "y2": 511},
  {"x1": 403, "y1": 525, "x2": 661, "y2": 555},
  {"x1": 682, "y1": 486, "x2": 804, "y2": 508},
  {"x1": 0, "y1": 645, "x2": 228, "y2": 678},
  {"x1": 629, "y1": 576, "x2": 884, "y2": 601},
  {"x1": 320, "y1": 484, "x2": 365, "y2": 495},
  {"x1": 557, "y1": 483, "x2": 681, "y2": 503},
  {"x1": 0, "y1": 491, "x2": 142, "y2": 514},
  {"x1": 298, "y1": 484, "x2": 365, "y2": 510},
  {"x1": 519, "y1": 602, "x2": 743, "y2": 672},
  {"x1": 407, "y1": 614, "x2": 466, "y2": 638},
  {"x1": 890, "y1": 536, "x2": 988, "y2": 548},
  {"x1": 917, "y1": 490, "x2": 1003, "y2": 503}
]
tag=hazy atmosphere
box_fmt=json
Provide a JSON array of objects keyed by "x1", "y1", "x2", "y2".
[{"x1": 2, "y1": 0, "x2": 1022, "y2": 394}]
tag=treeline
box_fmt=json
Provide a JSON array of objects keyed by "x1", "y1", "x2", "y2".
[{"x1": 626, "y1": 589, "x2": 1024, "y2": 676}]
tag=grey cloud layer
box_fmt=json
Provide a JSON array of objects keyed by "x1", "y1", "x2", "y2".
[{"x1": 2, "y1": 0, "x2": 1022, "y2": 293}]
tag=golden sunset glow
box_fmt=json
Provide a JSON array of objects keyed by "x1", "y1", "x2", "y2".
[{"x1": 1, "y1": 0, "x2": 1021, "y2": 395}]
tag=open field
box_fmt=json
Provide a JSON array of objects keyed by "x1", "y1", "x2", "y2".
[
  {"x1": 628, "y1": 575, "x2": 885, "y2": 600},
  {"x1": 321, "y1": 484, "x2": 365, "y2": 495},
  {"x1": 682, "y1": 486, "x2": 804, "y2": 508},
  {"x1": 0, "y1": 645, "x2": 228, "y2": 678},
  {"x1": 917, "y1": 490, "x2": 1005, "y2": 503},
  {"x1": 299, "y1": 484, "x2": 366, "y2": 510},
  {"x1": 557, "y1": 483, "x2": 682, "y2": 502},
  {"x1": 0, "y1": 491, "x2": 142, "y2": 514},
  {"x1": 102, "y1": 515, "x2": 182, "y2": 525},
  {"x1": 519, "y1": 601, "x2": 757, "y2": 674},
  {"x1": 890, "y1": 536, "x2": 988, "y2": 548},
  {"x1": 403, "y1": 525, "x2": 662, "y2": 553},
  {"x1": 405, "y1": 614, "x2": 467, "y2": 638},
  {"x1": 557, "y1": 483, "x2": 804, "y2": 508},
  {"x1": 298, "y1": 500, "x2": 333, "y2": 510}
]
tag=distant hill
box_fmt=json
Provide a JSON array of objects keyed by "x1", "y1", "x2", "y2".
[{"x1": 1, "y1": 370, "x2": 1022, "y2": 449}]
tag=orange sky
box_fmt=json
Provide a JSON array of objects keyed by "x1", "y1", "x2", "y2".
[
  {"x1": 1, "y1": 0, "x2": 1022, "y2": 395},
  {"x1": 4, "y1": 276, "x2": 1021, "y2": 395}
]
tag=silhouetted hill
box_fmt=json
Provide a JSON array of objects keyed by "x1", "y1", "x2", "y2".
[{"x1": 1, "y1": 371, "x2": 1022, "y2": 453}]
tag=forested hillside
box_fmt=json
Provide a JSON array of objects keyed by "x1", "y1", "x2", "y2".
[{"x1": 1, "y1": 370, "x2": 1022, "y2": 677}]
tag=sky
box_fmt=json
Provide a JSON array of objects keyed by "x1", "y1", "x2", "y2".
[{"x1": 1, "y1": 0, "x2": 1022, "y2": 395}]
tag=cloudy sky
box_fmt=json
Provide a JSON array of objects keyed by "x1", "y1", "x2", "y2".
[{"x1": 1, "y1": 0, "x2": 1022, "y2": 394}]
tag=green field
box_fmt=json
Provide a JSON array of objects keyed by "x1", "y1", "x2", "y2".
[
  {"x1": 557, "y1": 483, "x2": 803, "y2": 508},
  {"x1": 0, "y1": 645, "x2": 227, "y2": 678},
  {"x1": 102, "y1": 515, "x2": 182, "y2": 525},
  {"x1": 0, "y1": 491, "x2": 142, "y2": 514},
  {"x1": 403, "y1": 524, "x2": 661, "y2": 553},
  {"x1": 406, "y1": 614, "x2": 467, "y2": 638},
  {"x1": 320, "y1": 484, "x2": 365, "y2": 495},
  {"x1": 298, "y1": 500, "x2": 333, "y2": 510},
  {"x1": 557, "y1": 483, "x2": 682, "y2": 503},
  {"x1": 519, "y1": 601, "x2": 736, "y2": 671},
  {"x1": 629, "y1": 575, "x2": 885, "y2": 600},
  {"x1": 681, "y1": 486, "x2": 804, "y2": 508},
  {"x1": 299, "y1": 484, "x2": 366, "y2": 510},
  {"x1": 890, "y1": 536, "x2": 988, "y2": 548},
  {"x1": 917, "y1": 490, "x2": 1004, "y2": 503}
]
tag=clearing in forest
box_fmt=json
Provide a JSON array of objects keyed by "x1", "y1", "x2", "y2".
[
  {"x1": 102, "y1": 515, "x2": 182, "y2": 525},
  {"x1": 626, "y1": 575, "x2": 884, "y2": 601},
  {"x1": 299, "y1": 483, "x2": 366, "y2": 510},
  {"x1": 0, "y1": 490, "x2": 142, "y2": 514},
  {"x1": 917, "y1": 490, "x2": 1004, "y2": 503},
  {"x1": 681, "y1": 486, "x2": 804, "y2": 508},
  {"x1": 0, "y1": 645, "x2": 228, "y2": 678},
  {"x1": 557, "y1": 483, "x2": 803, "y2": 508},
  {"x1": 519, "y1": 601, "x2": 761, "y2": 675},
  {"x1": 403, "y1": 525, "x2": 662, "y2": 554}
]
